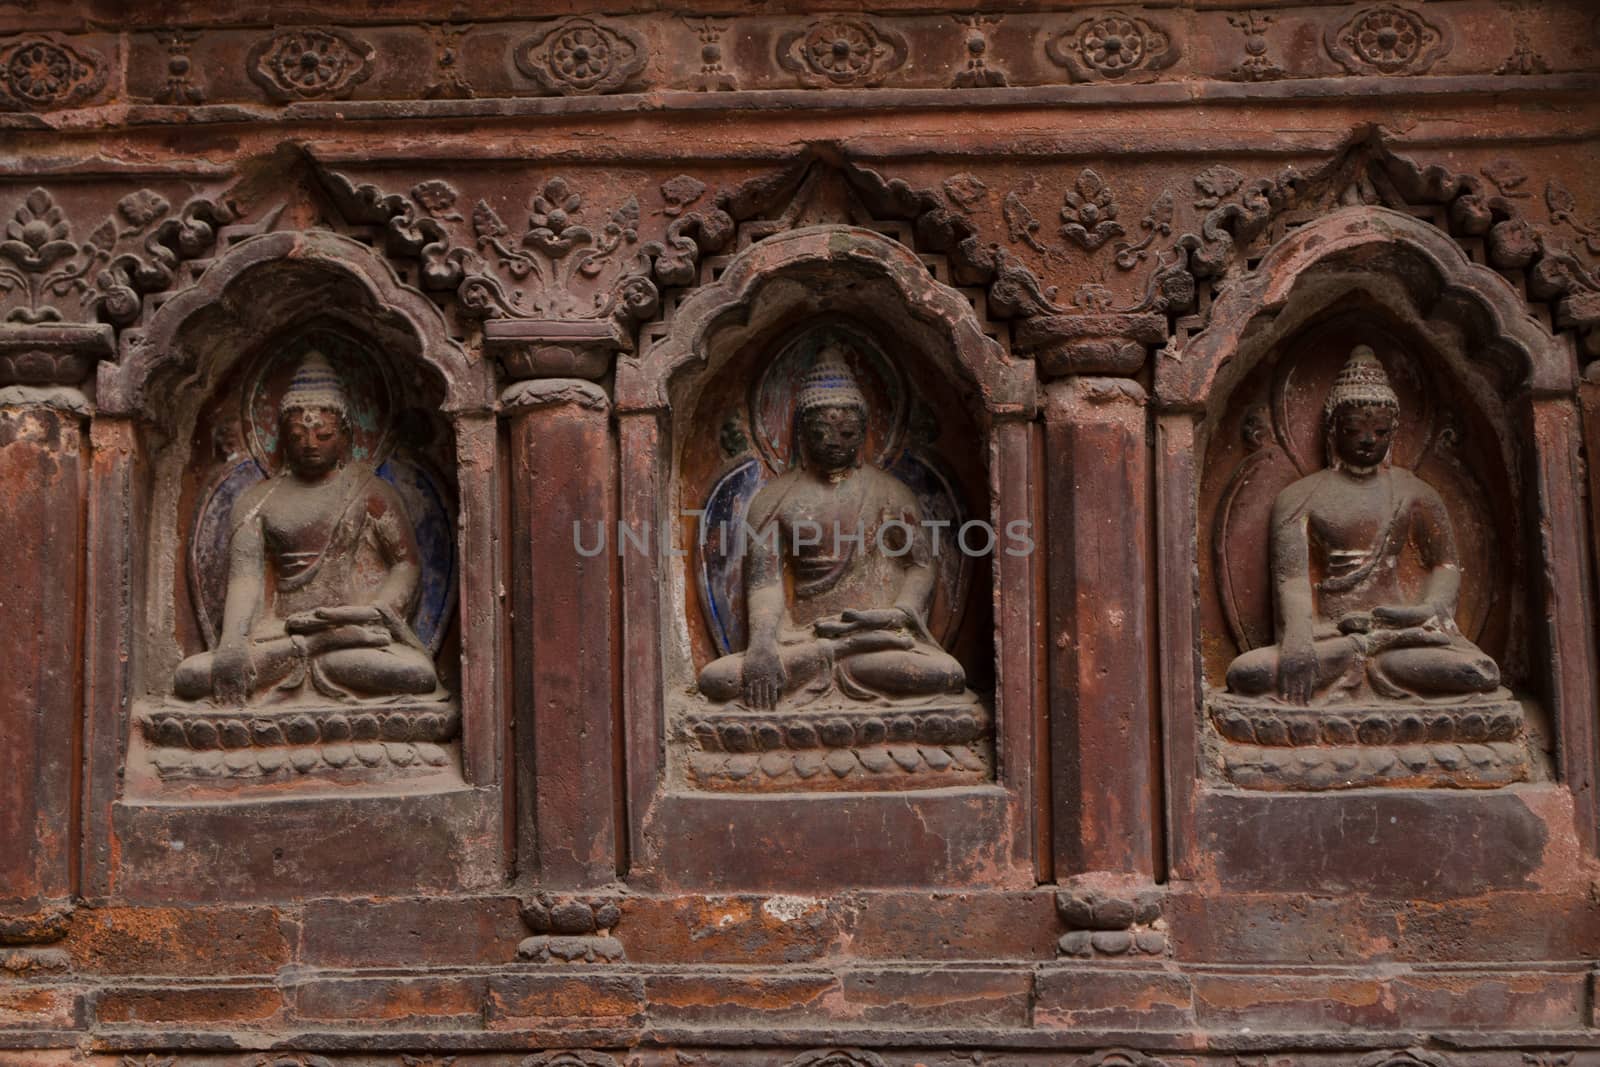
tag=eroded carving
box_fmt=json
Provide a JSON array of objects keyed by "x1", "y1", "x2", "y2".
[
  {"x1": 686, "y1": 17, "x2": 736, "y2": 92},
  {"x1": 1225, "y1": 12, "x2": 1284, "y2": 82},
  {"x1": 1325, "y1": 5, "x2": 1450, "y2": 76},
  {"x1": 153, "y1": 29, "x2": 204, "y2": 105},
  {"x1": 0, "y1": 35, "x2": 104, "y2": 110},
  {"x1": 423, "y1": 22, "x2": 474, "y2": 100},
  {"x1": 518, "y1": 894, "x2": 624, "y2": 963},
  {"x1": 952, "y1": 15, "x2": 1007, "y2": 89},
  {"x1": 514, "y1": 17, "x2": 646, "y2": 96},
  {"x1": 1047, "y1": 12, "x2": 1177, "y2": 84},
  {"x1": 1056, "y1": 882, "x2": 1168, "y2": 958},
  {"x1": 247, "y1": 27, "x2": 375, "y2": 102}
]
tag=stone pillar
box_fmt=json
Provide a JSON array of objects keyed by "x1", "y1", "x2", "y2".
[
  {"x1": 1044, "y1": 376, "x2": 1157, "y2": 881},
  {"x1": 0, "y1": 323, "x2": 107, "y2": 922},
  {"x1": 503, "y1": 378, "x2": 618, "y2": 888}
]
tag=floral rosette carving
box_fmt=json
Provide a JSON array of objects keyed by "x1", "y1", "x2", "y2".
[
  {"x1": 1047, "y1": 11, "x2": 1178, "y2": 83},
  {"x1": 514, "y1": 18, "x2": 646, "y2": 96},
  {"x1": 778, "y1": 17, "x2": 909, "y2": 89},
  {"x1": 0, "y1": 36, "x2": 105, "y2": 111},
  {"x1": 247, "y1": 27, "x2": 375, "y2": 102},
  {"x1": 1325, "y1": 4, "x2": 1451, "y2": 75}
]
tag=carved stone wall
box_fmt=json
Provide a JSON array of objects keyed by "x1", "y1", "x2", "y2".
[{"x1": 0, "y1": 0, "x2": 1598, "y2": 1064}]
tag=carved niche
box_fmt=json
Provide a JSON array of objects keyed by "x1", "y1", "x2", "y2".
[
  {"x1": 679, "y1": 321, "x2": 992, "y2": 791},
  {"x1": 110, "y1": 233, "x2": 475, "y2": 790},
  {"x1": 616, "y1": 219, "x2": 1038, "y2": 820},
  {"x1": 1175, "y1": 209, "x2": 1567, "y2": 793}
]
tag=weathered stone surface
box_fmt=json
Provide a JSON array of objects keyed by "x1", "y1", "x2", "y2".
[{"x1": 1, "y1": 1, "x2": 1598, "y2": 1063}]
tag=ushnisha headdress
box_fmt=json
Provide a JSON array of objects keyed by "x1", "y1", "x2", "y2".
[
  {"x1": 1323, "y1": 345, "x2": 1398, "y2": 422},
  {"x1": 279, "y1": 351, "x2": 349, "y2": 420},
  {"x1": 796, "y1": 348, "x2": 868, "y2": 417}
]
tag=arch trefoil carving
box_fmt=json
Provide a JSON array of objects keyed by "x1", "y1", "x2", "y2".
[
  {"x1": 81, "y1": 230, "x2": 504, "y2": 893},
  {"x1": 1153, "y1": 206, "x2": 1596, "y2": 867},
  {"x1": 614, "y1": 224, "x2": 1040, "y2": 888}
]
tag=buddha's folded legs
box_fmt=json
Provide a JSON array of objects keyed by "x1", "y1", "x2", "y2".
[
  {"x1": 696, "y1": 641, "x2": 832, "y2": 703},
  {"x1": 1223, "y1": 635, "x2": 1364, "y2": 699},
  {"x1": 173, "y1": 624, "x2": 434, "y2": 703},
  {"x1": 315, "y1": 644, "x2": 440, "y2": 696},
  {"x1": 1369, "y1": 639, "x2": 1500, "y2": 697},
  {"x1": 840, "y1": 646, "x2": 966, "y2": 697},
  {"x1": 1226, "y1": 632, "x2": 1500, "y2": 701}
]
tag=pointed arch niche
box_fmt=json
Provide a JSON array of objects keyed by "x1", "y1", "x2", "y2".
[
  {"x1": 1154, "y1": 207, "x2": 1597, "y2": 884},
  {"x1": 616, "y1": 225, "x2": 1040, "y2": 890},
  {"x1": 84, "y1": 230, "x2": 504, "y2": 900}
]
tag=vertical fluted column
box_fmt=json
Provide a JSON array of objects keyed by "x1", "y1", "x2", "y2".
[
  {"x1": 503, "y1": 378, "x2": 619, "y2": 888},
  {"x1": 1044, "y1": 376, "x2": 1158, "y2": 880}
]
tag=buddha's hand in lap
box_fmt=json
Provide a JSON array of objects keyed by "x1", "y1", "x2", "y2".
[
  {"x1": 742, "y1": 643, "x2": 787, "y2": 710},
  {"x1": 815, "y1": 609, "x2": 911, "y2": 639},
  {"x1": 285, "y1": 604, "x2": 384, "y2": 634},
  {"x1": 1370, "y1": 603, "x2": 1441, "y2": 628}
]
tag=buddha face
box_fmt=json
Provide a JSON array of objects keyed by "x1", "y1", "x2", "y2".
[
  {"x1": 1332, "y1": 404, "x2": 1396, "y2": 470},
  {"x1": 800, "y1": 404, "x2": 866, "y2": 473},
  {"x1": 281, "y1": 406, "x2": 349, "y2": 479}
]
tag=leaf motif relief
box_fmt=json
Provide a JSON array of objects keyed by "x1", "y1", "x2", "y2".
[
  {"x1": 1002, "y1": 191, "x2": 1048, "y2": 255},
  {"x1": 1060, "y1": 167, "x2": 1125, "y2": 251},
  {"x1": 472, "y1": 200, "x2": 509, "y2": 241}
]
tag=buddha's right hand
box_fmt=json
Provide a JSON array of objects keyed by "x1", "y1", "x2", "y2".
[
  {"x1": 212, "y1": 643, "x2": 252, "y2": 706},
  {"x1": 1277, "y1": 640, "x2": 1318, "y2": 705},
  {"x1": 743, "y1": 645, "x2": 787, "y2": 710}
]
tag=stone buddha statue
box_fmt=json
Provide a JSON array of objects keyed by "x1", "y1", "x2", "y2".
[
  {"x1": 174, "y1": 352, "x2": 442, "y2": 706},
  {"x1": 697, "y1": 348, "x2": 968, "y2": 710},
  {"x1": 1224, "y1": 346, "x2": 1501, "y2": 706}
]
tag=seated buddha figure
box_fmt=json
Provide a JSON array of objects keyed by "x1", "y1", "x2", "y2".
[
  {"x1": 1225, "y1": 346, "x2": 1501, "y2": 705},
  {"x1": 698, "y1": 349, "x2": 968, "y2": 710},
  {"x1": 174, "y1": 352, "x2": 442, "y2": 706}
]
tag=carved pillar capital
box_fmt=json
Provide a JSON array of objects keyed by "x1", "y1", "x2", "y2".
[
  {"x1": 1044, "y1": 375, "x2": 1149, "y2": 417},
  {"x1": 485, "y1": 318, "x2": 627, "y2": 385},
  {"x1": 499, "y1": 376, "x2": 612, "y2": 415},
  {"x1": 1017, "y1": 312, "x2": 1166, "y2": 379},
  {"x1": 0, "y1": 322, "x2": 113, "y2": 413}
]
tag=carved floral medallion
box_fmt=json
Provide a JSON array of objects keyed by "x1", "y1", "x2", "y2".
[
  {"x1": 247, "y1": 27, "x2": 375, "y2": 101},
  {"x1": 0, "y1": 36, "x2": 104, "y2": 110},
  {"x1": 1047, "y1": 11, "x2": 1178, "y2": 83},
  {"x1": 1325, "y1": 4, "x2": 1450, "y2": 75},
  {"x1": 778, "y1": 17, "x2": 909, "y2": 89},
  {"x1": 513, "y1": 18, "x2": 646, "y2": 96}
]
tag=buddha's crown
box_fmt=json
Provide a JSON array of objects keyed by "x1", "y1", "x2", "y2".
[
  {"x1": 1324, "y1": 345, "x2": 1398, "y2": 421},
  {"x1": 280, "y1": 350, "x2": 349, "y2": 418},
  {"x1": 797, "y1": 347, "x2": 867, "y2": 416}
]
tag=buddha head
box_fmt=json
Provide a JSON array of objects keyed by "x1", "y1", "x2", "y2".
[
  {"x1": 795, "y1": 346, "x2": 869, "y2": 476},
  {"x1": 278, "y1": 351, "x2": 352, "y2": 479},
  {"x1": 1323, "y1": 345, "x2": 1399, "y2": 473}
]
